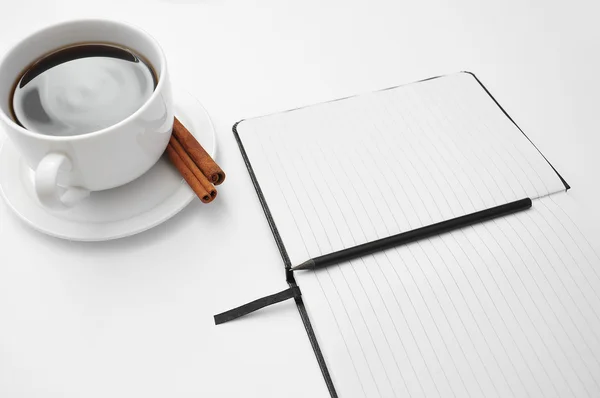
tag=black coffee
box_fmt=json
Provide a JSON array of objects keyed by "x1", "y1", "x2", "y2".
[{"x1": 10, "y1": 43, "x2": 157, "y2": 136}]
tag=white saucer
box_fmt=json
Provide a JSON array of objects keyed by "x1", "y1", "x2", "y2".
[{"x1": 0, "y1": 88, "x2": 216, "y2": 241}]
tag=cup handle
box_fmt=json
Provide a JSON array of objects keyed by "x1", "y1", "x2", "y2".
[{"x1": 34, "y1": 152, "x2": 90, "y2": 210}]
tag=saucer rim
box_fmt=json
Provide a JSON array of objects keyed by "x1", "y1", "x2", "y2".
[{"x1": 0, "y1": 88, "x2": 216, "y2": 241}]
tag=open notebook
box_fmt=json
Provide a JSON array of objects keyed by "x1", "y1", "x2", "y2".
[{"x1": 233, "y1": 72, "x2": 600, "y2": 397}]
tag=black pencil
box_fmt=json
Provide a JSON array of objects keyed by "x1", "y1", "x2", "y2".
[{"x1": 291, "y1": 197, "x2": 532, "y2": 271}]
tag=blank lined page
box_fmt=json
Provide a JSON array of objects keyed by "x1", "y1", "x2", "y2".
[
  {"x1": 237, "y1": 72, "x2": 566, "y2": 265},
  {"x1": 295, "y1": 192, "x2": 600, "y2": 398},
  {"x1": 235, "y1": 72, "x2": 577, "y2": 397}
]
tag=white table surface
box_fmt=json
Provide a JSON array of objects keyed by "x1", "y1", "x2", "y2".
[{"x1": 0, "y1": 0, "x2": 598, "y2": 396}]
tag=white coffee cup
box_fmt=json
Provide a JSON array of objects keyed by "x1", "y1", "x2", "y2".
[{"x1": 0, "y1": 19, "x2": 173, "y2": 210}]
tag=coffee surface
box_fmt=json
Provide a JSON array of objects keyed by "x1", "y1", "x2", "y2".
[{"x1": 11, "y1": 43, "x2": 156, "y2": 136}]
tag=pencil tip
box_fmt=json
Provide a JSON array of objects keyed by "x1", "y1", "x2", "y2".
[{"x1": 291, "y1": 259, "x2": 315, "y2": 271}]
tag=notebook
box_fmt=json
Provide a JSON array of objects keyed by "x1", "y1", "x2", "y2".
[{"x1": 231, "y1": 72, "x2": 600, "y2": 397}]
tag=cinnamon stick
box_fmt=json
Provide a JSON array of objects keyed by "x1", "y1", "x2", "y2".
[
  {"x1": 169, "y1": 135, "x2": 217, "y2": 199},
  {"x1": 165, "y1": 143, "x2": 214, "y2": 203},
  {"x1": 172, "y1": 117, "x2": 226, "y2": 185}
]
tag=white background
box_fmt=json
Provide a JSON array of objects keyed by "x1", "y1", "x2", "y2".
[{"x1": 0, "y1": 0, "x2": 598, "y2": 397}]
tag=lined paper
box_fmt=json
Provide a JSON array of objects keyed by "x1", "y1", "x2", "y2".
[
  {"x1": 235, "y1": 73, "x2": 592, "y2": 397},
  {"x1": 296, "y1": 192, "x2": 600, "y2": 398},
  {"x1": 238, "y1": 73, "x2": 566, "y2": 265}
]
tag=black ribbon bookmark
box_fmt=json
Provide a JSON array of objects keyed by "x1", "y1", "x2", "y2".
[{"x1": 214, "y1": 286, "x2": 302, "y2": 325}]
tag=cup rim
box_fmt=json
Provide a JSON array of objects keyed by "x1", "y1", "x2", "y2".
[{"x1": 0, "y1": 18, "x2": 168, "y2": 142}]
